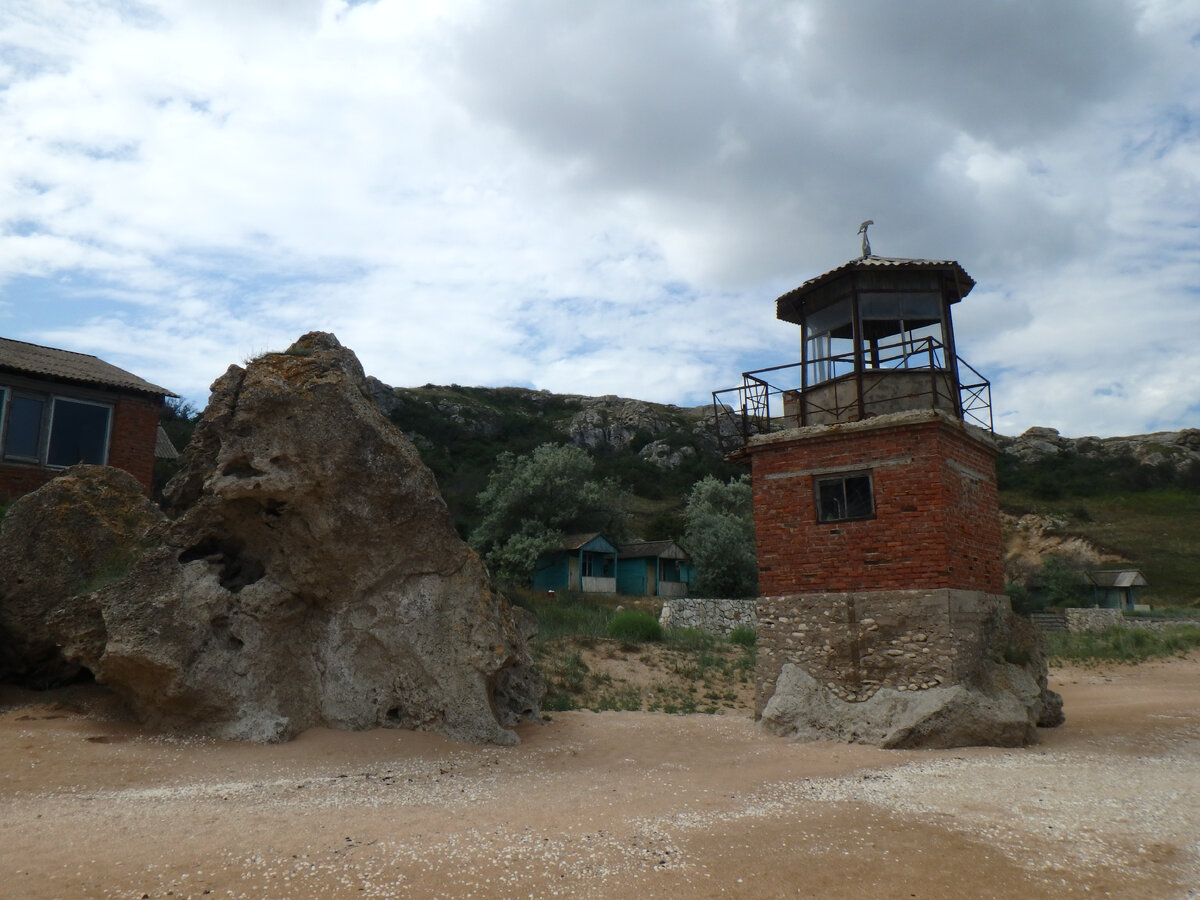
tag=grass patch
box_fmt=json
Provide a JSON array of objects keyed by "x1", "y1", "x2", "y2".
[
  {"x1": 1047, "y1": 625, "x2": 1200, "y2": 665},
  {"x1": 607, "y1": 609, "x2": 663, "y2": 642},
  {"x1": 728, "y1": 624, "x2": 756, "y2": 647},
  {"x1": 664, "y1": 627, "x2": 720, "y2": 651},
  {"x1": 514, "y1": 591, "x2": 614, "y2": 644}
]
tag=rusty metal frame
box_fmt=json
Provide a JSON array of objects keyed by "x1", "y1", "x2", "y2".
[{"x1": 712, "y1": 337, "x2": 992, "y2": 453}]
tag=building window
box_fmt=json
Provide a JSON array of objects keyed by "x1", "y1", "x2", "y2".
[
  {"x1": 48, "y1": 397, "x2": 111, "y2": 467},
  {"x1": 3, "y1": 393, "x2": 45, "y2": 461},
  {"x1": 0, "y1": 387, "x2": 111, "y2": 467},
  {"x1": 816, "y1": 472, "x2": 874, "y2": 522}
]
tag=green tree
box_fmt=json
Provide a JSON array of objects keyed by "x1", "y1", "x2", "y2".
[
  {"x1": 684, "y1": 475, "x2": 758, "y2": 598},
  {"x1": 1032, "y1": 555, "x2": 1092, "y2": 608},
  {"x1": 469, "y1": 443, "x2": 630, "y2": 584}
]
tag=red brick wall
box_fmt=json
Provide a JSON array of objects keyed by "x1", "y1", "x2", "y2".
[
  {"x1": 748, "y1": 415, "x2": 1004, "y2": 596},
  {"x1": 0, "y1": 392, "x2": 162, "y2": 502},
  {"x1": 107, "y1": 394, "x2": 162, "y2": 491},
  {"x1": 0, "y1": 464, "x2": 57, "y2": 502}
]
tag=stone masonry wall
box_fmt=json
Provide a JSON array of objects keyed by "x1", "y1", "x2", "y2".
[
  {"x1": 755, "y1": 589, "x2": 1011, "y2": 715},
  {"x1": 1063, "y1": 608, "x2": 1124, "y2": 633},
  {"x1": 658, "y1": 598, "x2": 757, "y2": 636}
]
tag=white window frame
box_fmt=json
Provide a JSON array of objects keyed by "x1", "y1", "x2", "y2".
[
  {"x1": 46, "y1": 395, "x2": 113, "y2": 468},
  {"x1": 0, "y1": 384, "x2": 114, "y2": 468}
]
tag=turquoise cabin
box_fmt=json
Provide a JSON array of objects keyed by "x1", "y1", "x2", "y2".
[
  {"x1": 616, "y1": 540, "x2": 695, "y2": 598},
  {"x1": 532, "y1": 533, "x2": 618, "y2": 594},
  {"x1": 1087, "y1": 569, "x2": 1147, "y2": 610}
]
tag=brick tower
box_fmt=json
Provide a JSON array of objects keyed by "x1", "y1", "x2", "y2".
[{"x1": 714, "y1": 243, "x2": 1057, "y2": 746}]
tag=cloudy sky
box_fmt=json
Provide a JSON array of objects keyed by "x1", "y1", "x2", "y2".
[{"x1": 1, "y1": 0, "x2": 1197, "y2": 437}]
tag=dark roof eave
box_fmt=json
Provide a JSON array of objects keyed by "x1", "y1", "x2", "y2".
[{"x1": 774, "y1": 256, "x2": 976, "y2": 322}]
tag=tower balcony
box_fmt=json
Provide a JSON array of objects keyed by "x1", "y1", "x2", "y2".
[{"x1": 712, "y1": 336, "x2": 992, "y2": 454}]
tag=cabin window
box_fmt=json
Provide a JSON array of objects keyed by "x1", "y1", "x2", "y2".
[
  {"x1": 0, "y1": 387, "x2": 111, "y2": 467},
  {"x1": 815, "y1": 472, "x2": 874, "y2": 522},
  {"x1": 2, "y1": 393, "x2": 45, "y2": 461},
  {"x1": 582, "y1": 553, "x2": 612, "y2": 578},
  {"x1": 47, "y1": 397, "x2": 111, "y2": 467}
]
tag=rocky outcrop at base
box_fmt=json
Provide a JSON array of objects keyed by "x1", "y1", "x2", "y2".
[
  {"x1": 757, "y1": 601, "x2": 1063, "y2": 749},
  {"x1": 760, "y1": 656, "x2": 1062, "y2": 749},
  {"x1": 0, "y1": 332, "x2": 542, "y2": 744}
]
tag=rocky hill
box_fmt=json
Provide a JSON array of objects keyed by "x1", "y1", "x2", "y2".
[
  {"x1": 367, "y1": 380, "x2": 741, "y2": 538},
  {"x1": 366, "y1": 384, "x2": 1199, "y2": 604},
  {"x1": 997, "y1": 426, "x2": 1200, "y2": 477}
]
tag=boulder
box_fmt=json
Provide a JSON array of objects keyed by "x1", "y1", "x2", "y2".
[
  {"x1": 0, "y1": 332, "x2": 542, "y2": 744},
  {"x1": 0, "y1": 465, "x2": 165, "y2": 687}
]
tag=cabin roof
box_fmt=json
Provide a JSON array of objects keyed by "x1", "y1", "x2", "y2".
[
  {"x1": 0, "y1": 336, "x2": 175, "y2": 397},
  {"x1": 1088, "y1": 569, "x2": 1148, "y2": 588},
  {"x1": 618, "y1": 540, "x2": 689, "y2": 560}
]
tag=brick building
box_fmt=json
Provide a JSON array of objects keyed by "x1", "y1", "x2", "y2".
[
  {"x1": 0, "y1": 337, "x2": 175, "y2": 500},
  {"x1": 715, "y1": 253, "x2": 1011, "y2": 713}
]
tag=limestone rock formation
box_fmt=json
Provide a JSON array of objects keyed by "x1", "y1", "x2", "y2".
[
  {"x1": 566, "y1": 397, "x2": 675, "y2": 451},
  {"x1": 998, "y1": 425, "x2": 1200, "y2": 473},
  {"x1": 0, "y1": 332, "x2": 542, "y2": 744}
]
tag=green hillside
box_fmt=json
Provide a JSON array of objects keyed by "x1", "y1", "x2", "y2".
[{"x1": 379, "y1": 384, "x2": 740, "y2": 540}]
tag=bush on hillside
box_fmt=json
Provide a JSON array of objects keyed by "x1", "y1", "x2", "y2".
[{"x1": 607, "y1": 609, "x2": 663, "y2": 642}]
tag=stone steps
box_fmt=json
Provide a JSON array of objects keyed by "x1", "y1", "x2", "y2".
[{"x1": 1030, "y1": 611, "x2": 1068, "y2": 632}]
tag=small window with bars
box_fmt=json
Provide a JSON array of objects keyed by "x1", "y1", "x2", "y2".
[{"x1": 815, "y1": 472, "x2": 874, "y2": 522}]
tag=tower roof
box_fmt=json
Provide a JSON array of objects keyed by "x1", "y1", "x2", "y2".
[{"x1": 776, "y1": 256, "x2": 975, "y2": 325}]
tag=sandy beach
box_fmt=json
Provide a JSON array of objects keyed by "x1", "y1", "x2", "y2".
[{"x1": 2, "y1": 655, "x2": 1197, "y2": 900}]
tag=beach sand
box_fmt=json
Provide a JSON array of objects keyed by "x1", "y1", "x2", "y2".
[{"x1": 2, "y1": 655, "x2": 1197, "y2": 899}]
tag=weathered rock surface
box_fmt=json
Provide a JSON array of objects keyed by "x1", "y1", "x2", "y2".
[
  {"x1": 0, "y1": 332, "x2": 542, "y2": 744},
  {"x1": 760, "y1": 613, "x2": 1063, "y2": 749},
  {"x1": 998, "y1": 425, "x2": 1200, "y2": 473},
  {"x1": 0, "y1": 465, "x2": 165, "y2": 687}
]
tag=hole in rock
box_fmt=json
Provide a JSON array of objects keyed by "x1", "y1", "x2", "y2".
[
  {"x1": 209, "y1": 614, "x2": 245, "y2": 651},
  {"x1": 179, "y1": 537, "x2": 266, "y2": 593},
  {"x1": 386, "y1": 707, "x2": 403, "y2": 723},
  {"x1": 220, "y1": 455, "x2": 263, "y2": 479}
]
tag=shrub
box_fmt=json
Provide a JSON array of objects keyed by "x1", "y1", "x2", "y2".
[
  {"x1": 607, "y1": 609, "x2": 663, "y2": 643},
  {"x1": 728, "y1": 624, "x2": 757, "y2": 647}
]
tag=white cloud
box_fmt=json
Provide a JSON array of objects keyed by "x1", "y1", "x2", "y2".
[{"x1": 0, "y1": 0, "x2": 1197, "y2": 437}]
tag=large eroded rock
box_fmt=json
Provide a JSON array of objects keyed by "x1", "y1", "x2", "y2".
[{"x1": 0, "y1": 332, "x2": 542, "y2": 744}]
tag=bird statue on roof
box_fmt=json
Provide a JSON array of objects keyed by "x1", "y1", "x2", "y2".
[{"x1": 857, "y1": 219, "x2": 873, "y2": 259}]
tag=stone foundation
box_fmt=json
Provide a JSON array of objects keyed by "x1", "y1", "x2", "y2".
[
  {"x1": 755, "y1": 589, "x2": 1011, "y2": 714},
  {"x1": 754, "y1": 588, "x2": 1062, "y2": 748}
]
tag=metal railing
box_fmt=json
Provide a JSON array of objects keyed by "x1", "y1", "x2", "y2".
[{"x1": 711, "y1": 337, "x2": 992, "y2": 453}]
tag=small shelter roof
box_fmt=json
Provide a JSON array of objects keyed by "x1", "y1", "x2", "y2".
[
  {"x1": 618, "y1": 540, "x2": 689, "y2": 561},
  {"x1": 0, "y1": 336, "x2": 175, "y2": 397},
  {"x1": 1087, "y1": 569, "x2": 1148, "y2": 589},
  {"x1": 775, "y1": 256, "x2": 975, "y2": 324},
  {"x1": 155, "y1": 426, "x2": 180, "y2": 460}
]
